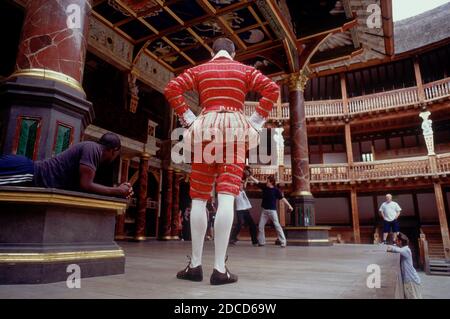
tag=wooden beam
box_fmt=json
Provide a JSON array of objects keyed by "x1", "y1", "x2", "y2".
[
  {"x1": 134, "y1": 0, "x2": 256, "y2": 44},
  {"x1": 196, "y1": 0, "x2": 251, "y2": 50},
  {"x1": 91, "y1": 10, "x2": 136, "y2": 44},
  {"x1": 413, "y1": 57, "x2": 425, "y2": 103},
  {"x1": 350, "y1": 187, "x2": 361, "y2": 244},
  {"x1": 340, "y1": 73, "x2": 349, "y2": 114},
  {"x1": 380, "y1": 0, "x2": 394, "y2": 56},
  {"x1": 297, "y1": 18, "x2": 358, "y2": 43},
  {"x1": 309, "y1": 47, "x2": 365, "y2": 69},
  {"x1": 433, "y1": 182, "x2": 450, "y2": 261},
  {"x1": 248, "y1": 6, "x2": 273, "y2": 41},
  {"x1": 345, "y1": 124, "x2": 354, "y2": 165},
  {"x1": 216, "y1": 16, "x2": 247, "y2": 50},
  {"x1": 311, "y1": 37, "x2": 450, "y2": 78},
  {"x1": 235, "y1": 41, "x2": 283, "y2": 60},
  {"x1": 266, "y1": 0, "x2": 297, "y2": 47}
]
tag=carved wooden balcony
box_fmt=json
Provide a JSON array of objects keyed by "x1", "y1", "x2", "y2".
[
  {"x1": 244, "y1": 77, "x2": 450, "y2": 120},
  {"x1": 249, "y1": 153, "x2": 450, "y2": 185}
]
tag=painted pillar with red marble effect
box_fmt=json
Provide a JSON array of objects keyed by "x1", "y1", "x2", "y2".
[
  {"x1": 161, "y1": 169, "x2": 174, "y2": 240},
  {"x1": 287, "y1": 69, "x2": 315, "y2": 226},
  {"x1": 135, "y1": 153, "x2": 150, "y2": 241},
  {"x1": 115, "y1": 158, "x2": 130, "y2": 240},
  {"x1": 15, "y1": 0, "x2": 91, "y2": 89},
  {"x1": 170, "y1": 171, "x2": 182, "y2": 239},
  {"x1": 283, "y1": 70, "x2": 330, "y2": 246},
  {"x1": 1, "y1": 0, "x2": 93, "y2": 159}
]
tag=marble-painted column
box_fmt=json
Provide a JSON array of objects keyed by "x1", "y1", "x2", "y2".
[
  {"x1": 287, "y1": 69, "x2": 315, "y2": 226},
  {"x1": 288, "y1": 70, "x2": 311, "y2": 196},
  {"x1": 1, "y1": 0, "x2": 93, "y2": 159},
  {"x1": 161, "y1": 168, "x2": 174, "y2": 240},
  {"x1": 135, "y1": 153, "x2": 150, "y2": 241},
  {"x1": 170, "y1": 171, "x2": 182, "y2": 239},
  {"x1": 115, "y1": 158, "x2": 130, "y2": 240},
  {"x1": 15, "y1": 0, "x2": 91, "y2": 88},
  {"x1": 283, "y1": 71, "x2": 330, "y2": 245}
]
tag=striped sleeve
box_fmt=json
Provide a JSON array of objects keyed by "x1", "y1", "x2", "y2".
[
  {"x1": 248, "y1": 68, "x2": 279, "y2": 118},
  {"x1": 164, "y1": 68, "x2": 196, "y2": 117}
]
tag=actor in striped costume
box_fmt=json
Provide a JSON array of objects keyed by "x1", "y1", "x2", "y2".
[{"x1": 164, "y1": 37, "x2": 279, "y2": 285}]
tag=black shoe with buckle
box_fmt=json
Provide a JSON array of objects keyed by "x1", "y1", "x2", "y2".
[
  {"x1": 176, "y1": 256, "x2": 203, "y2": 282},
  {"x1": 210, "y1": 267, "x2": 238, "y2": 285}
]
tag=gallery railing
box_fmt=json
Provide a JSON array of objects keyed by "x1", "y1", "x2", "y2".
[
  {"x1": 424, "y1": 77, "x2": 450, "y2": 102},
  {"x1": 249, "y1": 154, "x2": 450, "y2": 184},
  {"x1": 244, "y1": 77, "x2": 450, "y2": 120},
  {"x1": 348, "y1": 86, "x2": 419, "y2": 114}
]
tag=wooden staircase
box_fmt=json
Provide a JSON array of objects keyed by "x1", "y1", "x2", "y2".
[{"x1": 419, "y1": 226, "x2": 450, "y2": 276}]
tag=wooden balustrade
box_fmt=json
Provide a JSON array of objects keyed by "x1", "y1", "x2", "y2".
[
  {"x1": 243, "y1": 77, "x2": 450, "y2": 119},
  {"x1": 310, "y1": 164, "x2": 350, "y2": 182},
  {"x1": 248, "y1": 153, "x2": 450, "y2": 184},
  {"x1": 249, "y1": 166, "x2": 279, "y2": 182},
  {"x1": 280, "y1": 103, "x2": 290, "y2": 118},
  {"x1": 424, "y1": 77, "x2": 450, "y2": 101},
  {"x1": 348, "y1": 86, "x2": 419, "y2": 114},
  {"x1": 351, "y1": 156, "x2": 431, "y2": 180},
  {"x1": 437, "y1": 153, "x2": 450, "y2": 174},
  {"x1": 244, "y1": 102, "x2": 289, "y2": 120},
  {"x1": 305, "y1": 99, "x2": 344, "y2": 117},
  {"x1": 283, "y1": 167, "x2": 291, "y2": 182}
]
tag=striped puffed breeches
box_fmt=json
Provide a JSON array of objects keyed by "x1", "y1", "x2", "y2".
[
  {"x1": 186, "y1": 110, "x2": 259, "y2": 201},
  {"x1": 190, "y1": 161, "x2": 245, "y2": 200}
]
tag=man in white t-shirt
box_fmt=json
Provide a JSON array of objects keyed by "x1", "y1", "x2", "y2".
[
  {"x1": 379, "y1": 194, "x2": 402, "y2": 244},
  {"x1": 229, "y1": 181, "x2": 258, "y2": 246}
]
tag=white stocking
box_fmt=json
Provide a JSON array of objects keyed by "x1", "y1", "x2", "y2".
[
  {"x1": 190, "y1": 199, "x2": 207, "y2": 267},
  {"x1": 214, "y1": 194, "x2": 235, "y2": 273}
]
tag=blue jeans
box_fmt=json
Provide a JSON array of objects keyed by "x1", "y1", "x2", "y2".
[{"x1": 258, "y1": 209, "x2": 286, "y2": 246}]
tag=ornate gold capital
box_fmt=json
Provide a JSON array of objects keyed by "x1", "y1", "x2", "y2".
[{"x1": 288, "y1": 68, "x2": 310, "y2": 92}]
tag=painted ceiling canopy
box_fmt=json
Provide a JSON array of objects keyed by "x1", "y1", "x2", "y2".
[{"x1": 93, "y1": 0, "x2": 392, "y2": 76}]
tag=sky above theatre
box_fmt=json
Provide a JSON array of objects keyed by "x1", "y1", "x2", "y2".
[{"x1": 393, "y1": 0, "x2": 450, "y2": 21}]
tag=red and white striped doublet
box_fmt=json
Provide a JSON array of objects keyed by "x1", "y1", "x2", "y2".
[
  {"x1": 164, "y1": 56, "x2": 279, "y2": 200},
  {"x1": 164, "y1": 57, "x2": 279, "y2": 118}
]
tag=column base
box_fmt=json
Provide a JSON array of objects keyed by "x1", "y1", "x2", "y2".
[
  {"x1": 289, "y1": 193, "x2": 315, "y2": 226},
  {"x1": 284, "y1": 226, "x2": 332, "y2": 246},
  {"x1": 286, "y1": 193, "x2": 332, "y2": 246},
  {"x1": 0, "y1": 186, "x2": 127, "y2": 284}
]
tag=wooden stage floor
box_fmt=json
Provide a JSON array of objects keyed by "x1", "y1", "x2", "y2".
[{"x1": 0, "y1": 240, "x2": 416, "y2": 299}]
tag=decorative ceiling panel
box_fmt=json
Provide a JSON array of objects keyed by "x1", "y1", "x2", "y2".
[{"x1": 95, "y1": 0, "x2": 393, "y2": 76}]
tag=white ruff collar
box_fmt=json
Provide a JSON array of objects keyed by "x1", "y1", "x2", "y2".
[{"x1": 211, "y1": 50, "x2": 234, "y2": 60}]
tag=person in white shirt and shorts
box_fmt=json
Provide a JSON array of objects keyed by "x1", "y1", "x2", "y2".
[{"x1": 379, "y1": 194, "x2": 402, "y2": 244}]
